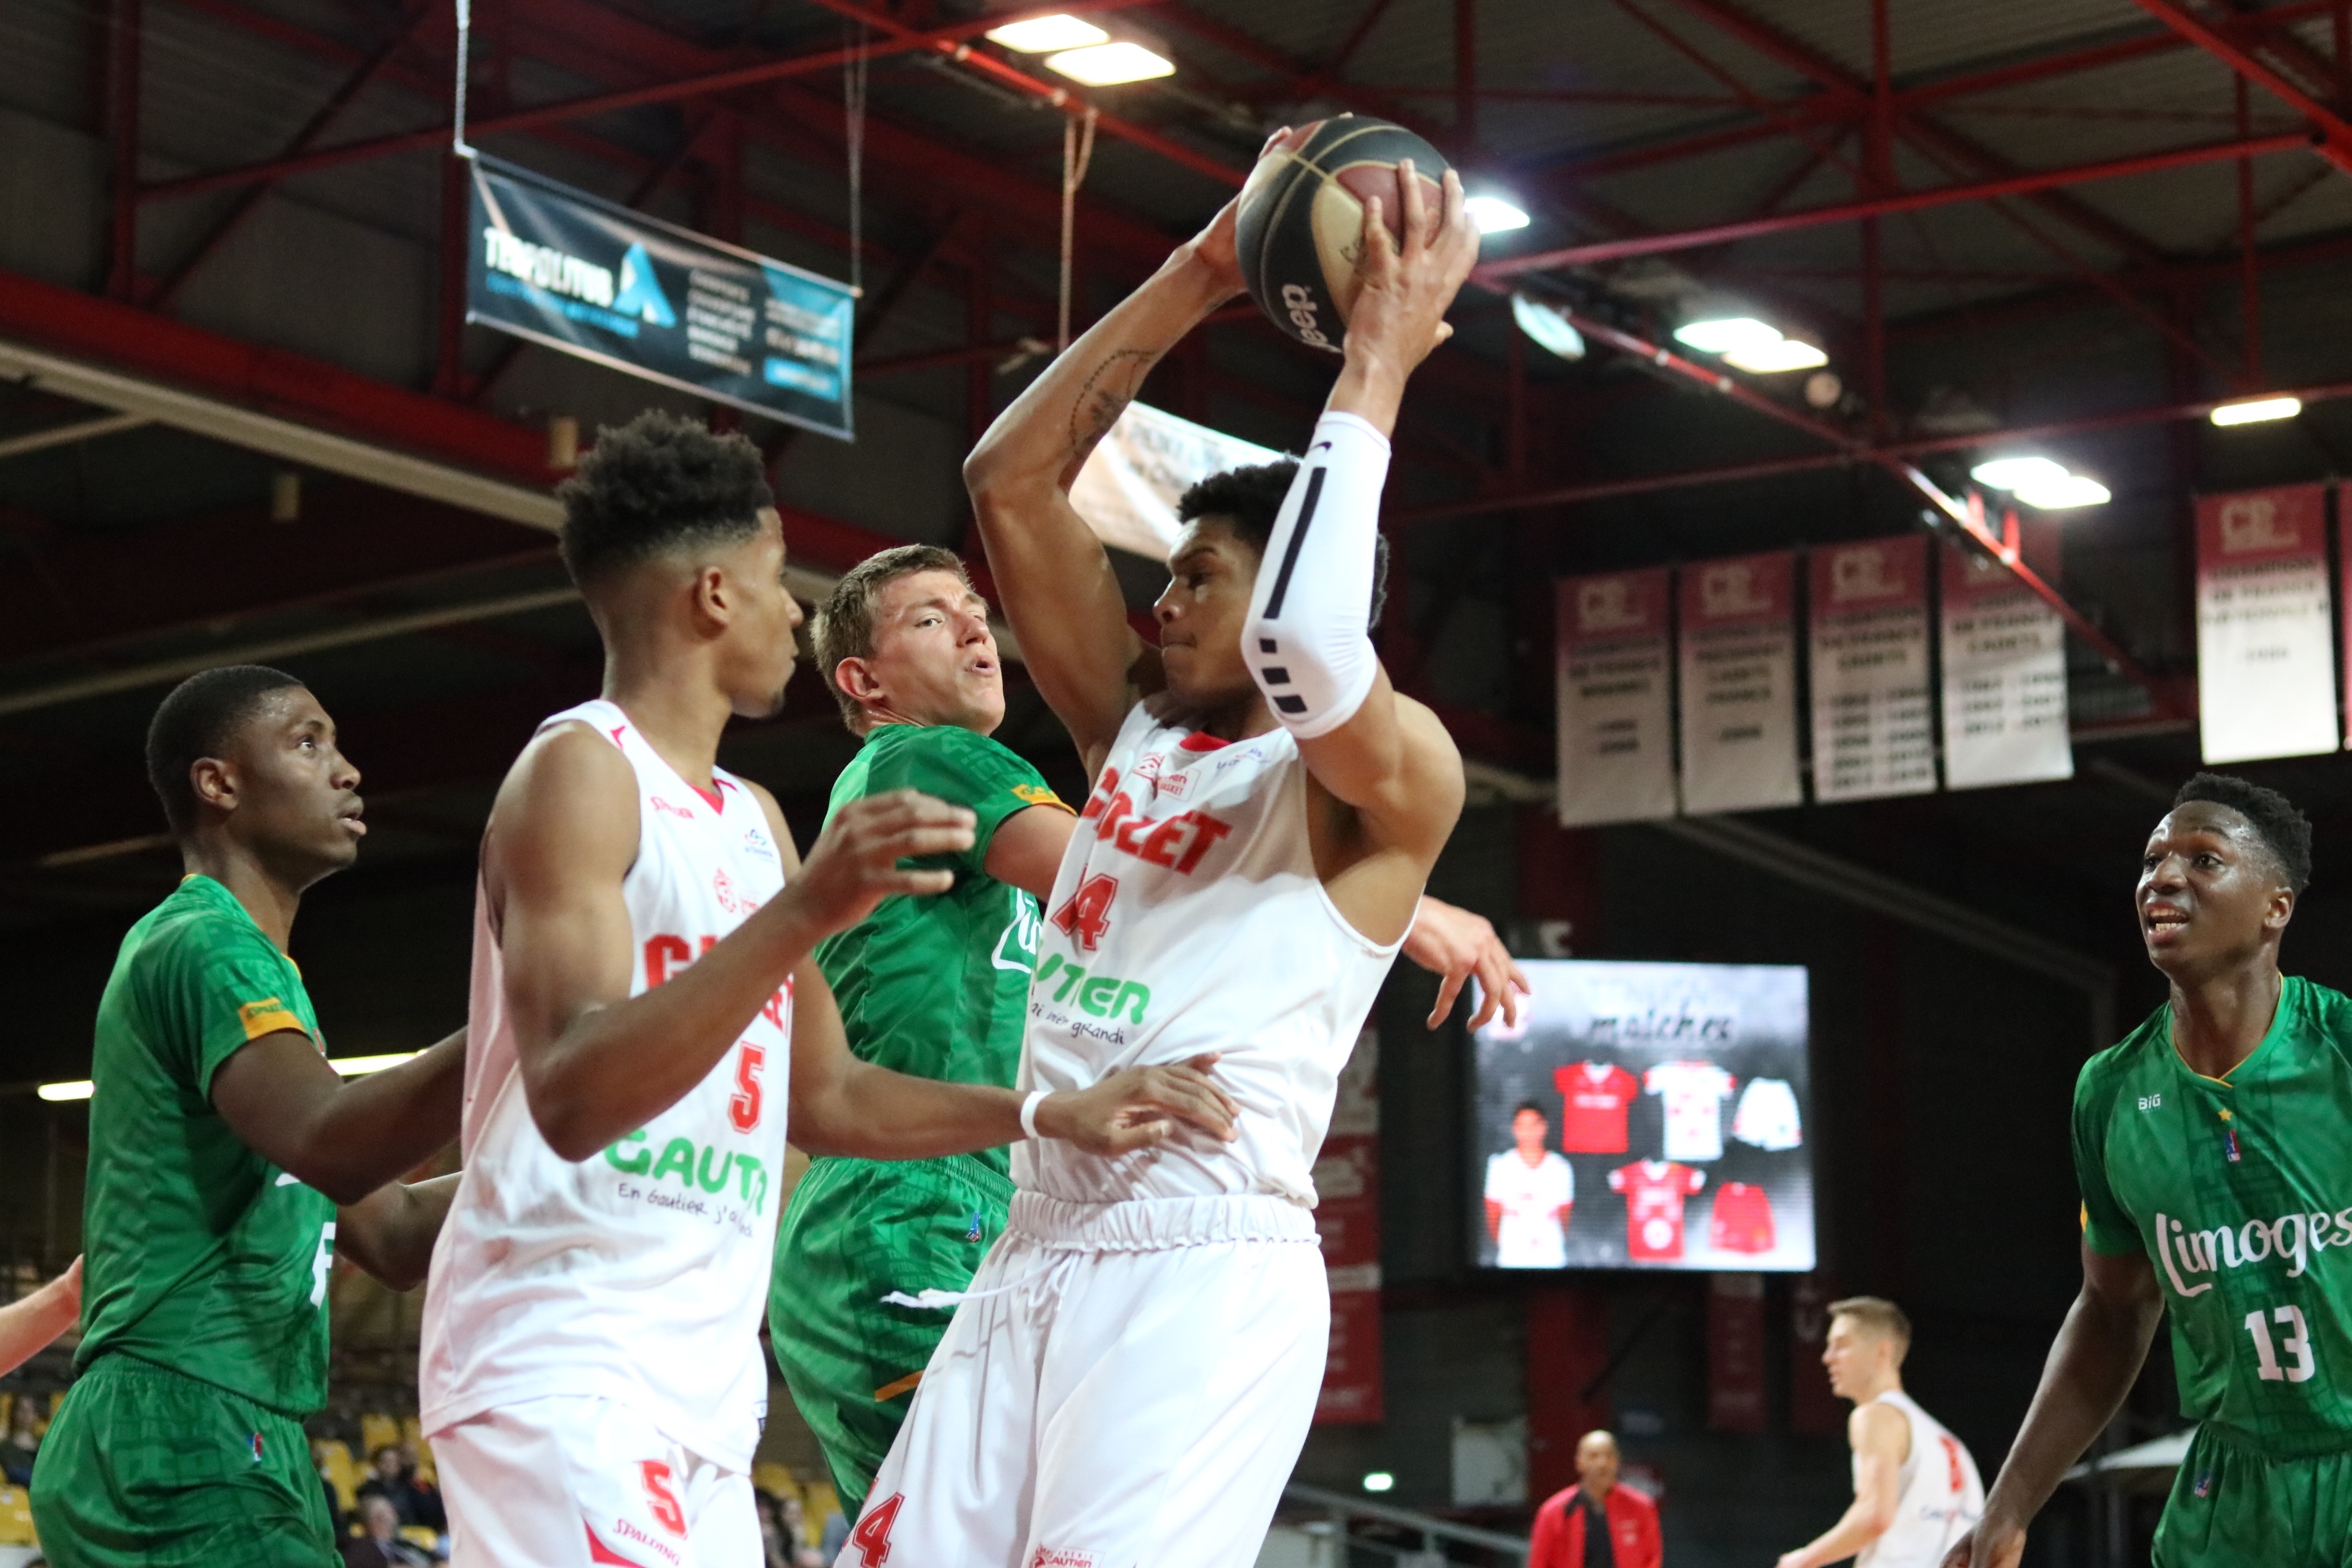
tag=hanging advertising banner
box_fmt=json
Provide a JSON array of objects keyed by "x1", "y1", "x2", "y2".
[
  {"x1": 1707, "y1": 1272, "x2": 1768, "y2": 1432},
  {"x1": 1678, "y1": 551, "x2": 1802, "y2": 815},
  {"x1": 1314, "y1": 1027, "x2": 1382, "y2": 1424},
  {"x1": 1067, "y1": 402, "x2": 1284, "y2": 560},
  {"x1": 464, "y1": 153, "x2": 856, "y2": 439},
  {"x1": 2197, "y1": 485, "x2": 2337, "y2": 763},
  {"x1": 1556, "y1": 569, "x2": 1677, "y2": 827},
  {"x1": 1938, "y1": 541, "x2": 2074, "y2": 790},
  {"x1": 1808, "y1": 537, "x2": 1936, "y2": 802}
]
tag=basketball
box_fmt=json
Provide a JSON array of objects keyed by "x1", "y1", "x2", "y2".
[{"x1": 1234, "y1": 115, "x2": 1451, "y2": 354}]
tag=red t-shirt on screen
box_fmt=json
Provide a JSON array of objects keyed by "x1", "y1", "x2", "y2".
[{"x1": 1552, "y1": 1061, "x2": 1639, "y2": 1154}]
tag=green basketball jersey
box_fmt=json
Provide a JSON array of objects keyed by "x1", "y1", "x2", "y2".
[
  {"x1": 812, "y1": 725, "x2": 1065, "y2": 1175},
  {"x1": 2075, "y1": 975, "x2": 2352, "y2": 1459},
  {"x1": 77, "y1": 875, "x2": 338, "y2": 1415}
]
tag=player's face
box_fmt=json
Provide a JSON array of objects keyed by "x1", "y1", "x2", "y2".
[
  {"x1": 1820, "y1": 1316, "x2": 1888, "y2": 1400},
  {"x1": 1155, "y1": 520, "x2": 1261, "y2": 711},
  {"x1": 208, "y1": 686, "x2": 364, "y2": 881},
  {"x1": 2136, "y1": 802, "x2": 2294, "y2": 979},
  {"x1": 1513, "y1": 1109, "x2": 1548, "y2": 1155},
  {"x1": 713, "y1": 509, "x2": 806, "y2": 718},
  {"x1": 853, "y1": 570, "x2": 1005, "y2": 733}
]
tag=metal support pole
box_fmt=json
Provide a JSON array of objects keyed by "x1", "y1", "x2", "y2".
[
  {"x1": 104, "y1": 0, "x2": 141, "y2": 300},
  {"x1": 2239, "y1": 77, "x2": 2264, "y2": 386},
  {"x1": 435, "y1": 153, "x2": 470, "y2": 399},
  {"x1": 1454, "y1": 0, "x2": 1476, "y2": 146}
]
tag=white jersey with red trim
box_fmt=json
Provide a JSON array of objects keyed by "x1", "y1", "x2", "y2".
[
  {"x1": 420, "y1": 699, "x2": 793, "y2": 1472},
  {"x1": 1012, "y1": 703, "x2": 1406, "y2": 1207},
  {"x1": 1858, "y1": 1389, "x2": 1984, "y2": 1568}
]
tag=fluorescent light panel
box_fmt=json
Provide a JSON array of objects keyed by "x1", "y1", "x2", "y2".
[
  {"x1": 2014, "y1": 474, "x2": 2111, "y2": 509},
  {"x1": 1464, "y1": 195, "x2": 1530, "y2": 234},
  {"x1": 1045, "y1": 40, "x2": 1174, "y2": 84},
  {"x1": 984, "y1": 13, "x2": 1110, "y2": 51},
  {"x1": 1362, "y1": 1472, "x2": 1396, "y2": 1493},
  {"x1": 1969, "y1": 455, "x2": 2070, "y2": 491},
  {"x1": 37, "y1": 1049, "x2": 422, "y2": 1102},
  {"x1": 1510, "y1": 293, "x2": 1585, "y2": 361},
  {"x1": 1724, "y1": 338, "x2": 1828, "y2": 373},
  {"x1": 2211, "y1": 395, "x2": 2301, "y2": 426},
  {"x1": 1672, "y1": 316, "x2": 1781, "y2": 355}
]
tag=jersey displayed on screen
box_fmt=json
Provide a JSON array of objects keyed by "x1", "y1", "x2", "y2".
[
  {"x1": 1709, "y1": 1182, "x2": 1777, "y2": 1254},
  {"x1": 1610, "y1": 1161, "x2": 1705, "y2": 1261},
  {"x1": 1645, "y1": 1060, "x2": 1736, "y2": 1162},
  {"x1": 1554, "y1": 1061, "x2": 1638, "y2": 1153},
  {"x1": 2075, "y1": 976, "x2": 2352, "y2": 1457}
]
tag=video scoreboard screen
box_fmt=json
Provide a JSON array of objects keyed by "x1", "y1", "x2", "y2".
[{"x1": 1471, "y1": 959, "x2": 1815, "y2": 1272}]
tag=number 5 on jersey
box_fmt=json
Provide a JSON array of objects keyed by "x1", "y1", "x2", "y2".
[{"x1": 1051, "y1": 874, "x2": 1119, "y2": 953}]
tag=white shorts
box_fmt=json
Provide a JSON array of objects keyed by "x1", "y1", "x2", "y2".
[
  {"x1": 433, "y1": 1394, "x2": 759, "y2": 1568},
  {"x1": 846, "y1": 1191, "x2": 1329, "y2": 1568}
]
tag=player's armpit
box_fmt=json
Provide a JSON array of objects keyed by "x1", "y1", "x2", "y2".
[
  {"x1": 334, "y1": 1174, "x2": 462, "y2": 1292},
  {"x1": 981, "y1": 803, "x2": 1080, "y2": 901}
]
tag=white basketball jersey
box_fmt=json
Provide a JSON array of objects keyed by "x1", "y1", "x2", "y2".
[
  {"x1": 1012, "y1": 704, "x2": 1405, "y2": 1207},
  {"x1": 1858, "y1": 1389, "x2": 1984, "y2": 1568},
  {"x1": 420, "y1": 699, "x2": 793, "y2": 1471}
]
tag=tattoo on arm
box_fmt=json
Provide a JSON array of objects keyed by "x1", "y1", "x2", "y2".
[{"x1": 1068, "y1": 349, "x2": 1159, "y2": 465}]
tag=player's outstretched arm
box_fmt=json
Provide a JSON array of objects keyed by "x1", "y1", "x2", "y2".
[
  {"x1": 210, "y1": 1026, "x2": 467, "y2": 1205},
  {"x1": 964, "y1": 193, "x2": 1253, "y2": 775},
  {"x1": 0, "y1": 1257, "x2": 80, "y2": 1377},
  {"x1": 492, "y1": 725, "x2": 975, "y2": 1161},
  {"x1": 1942, "y1": 1243, "x2": 2163, "y2": 1568},
  {"x1": 334, "y1": 1174, "x2": 462, "y2": 1293},
  {"x1": 1775, "y1": 1401, "x2": 1905, "y2": 1568}
]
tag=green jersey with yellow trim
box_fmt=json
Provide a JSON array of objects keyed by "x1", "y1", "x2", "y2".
[
  {"x1": 77, "y1": 875, "x2": 338, "y2": 1415},
  {"x1": 2075, "y1": 975, "x2": 2352, "y2": 1458},
  {"x1": 811, "y1": 723, "x2": 1066, "y2": 1178}
]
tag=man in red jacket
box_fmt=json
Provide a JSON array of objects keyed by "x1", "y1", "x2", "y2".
[{"x1": 1528, "y1": 1430, "x2": 1663, "y2": 1568}]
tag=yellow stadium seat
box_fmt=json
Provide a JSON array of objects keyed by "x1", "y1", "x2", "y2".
[
  {"x1": 399, "y1": 1525, "x2": 439, "y2": 1552},
  {"x1": 320, "y1": 1439, "x2": 360, "y2": 1514},
  {"x1": 800, "y1": 1482, "x2": 840, "y2": 1544},
  {"x1": 47, "y1": 1392, "x2": 63, "y2": 1423},
  {"x1": 0, "y1": 1484, "x2": 35, "y2": 1546},
  {"x1": 360, "y1": 1412, "x2": 401, "y2": 1457},
  {"x1": 401, "y1": 1418, "x2": 436, "y2": 1484},
  {"x1": 752, "y1": 1461, "x2": 797, "y2": 1501}
]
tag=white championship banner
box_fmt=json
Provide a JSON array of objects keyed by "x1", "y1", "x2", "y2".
[
  {"x1": 1556, "y1": 568, "x2": 1677, "y2": 827},
  {"x1": 1808, "y1": 537, "x2": 1935, "y2": 802},
  {"x1": 1067, "y1": 401, "x2": 1283, "y2": 559},
  {"x1": 1678, "y1": 551, "x2": 1801, "y2": 815},
  {"x1": 1938, "y1": 541, "x2": 2073, "y2": 790},
  {"x1": 2196, "y1": 485, "x2": 2337, "y2": 763}
]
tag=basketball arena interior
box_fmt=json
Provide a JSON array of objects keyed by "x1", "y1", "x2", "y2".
[{"x1": 4, "y1": 2, "x2": 2352, "y2": 1565}]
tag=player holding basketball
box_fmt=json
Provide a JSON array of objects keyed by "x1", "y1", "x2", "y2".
[
  {"x1": 1777, "y1": 1297, "x2": 1981, "y2": 1568},
  {"x1": 415, "y1": 415, "x2": 1233, "y2": 1568},
  {"x1": 842, "y1": 156, "x2": 1479, "y2": 1566},
  {"x1": 32, "y1": 665, "x2": 466, "y2": 1568},
  {"x1": 770, "y1": 545, "x2": 1522, "y2": 1521},
  {"x1": 1948, "y1": 774, "x2": 2352, "y2": 1568}
]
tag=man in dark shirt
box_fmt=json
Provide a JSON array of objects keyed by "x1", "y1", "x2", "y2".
[{"x1": 1527, "y1": 1430, "x2": 1663, "y2": 1568}]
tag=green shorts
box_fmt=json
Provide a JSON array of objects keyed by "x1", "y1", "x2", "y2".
[
  {"x1": 767, "y1": 1152, "x2": 1010, "y2": 1517},
  {"x1": 29, "y1": 1354, "x2": 334, "y2": 1568},
  {"x1": 2155, "y1": 1426, "x2": 2352, "y2": 1568}
]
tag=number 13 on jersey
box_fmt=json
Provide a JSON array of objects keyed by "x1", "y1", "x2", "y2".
[{"x1": 2245, "y1": 1302, "x2": 2319, "y2": 1383}]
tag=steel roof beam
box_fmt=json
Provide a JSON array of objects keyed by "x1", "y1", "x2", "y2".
[{"x1": 2128, "y1": 0, "x2": 2352, "y2": 175}]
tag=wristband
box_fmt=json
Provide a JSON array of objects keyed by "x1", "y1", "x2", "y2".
[{"x1": 1020, "y1": 1089, "x2": 1050, "y2": 1141}]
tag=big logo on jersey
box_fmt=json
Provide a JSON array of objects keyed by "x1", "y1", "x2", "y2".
[
  {"x1": 605, "y1": 1132, "x2": 773, "y2": 1215},
  {"x1": 1034, "y1": 953, "x2": 1150, "y2": 1023},
  {"x1": 1079, "y1": 767, "x2": 1231, "y2": 874},
  {"x1": 2154, "y1": 1204, "x2": 2352, "y2": 1298}
]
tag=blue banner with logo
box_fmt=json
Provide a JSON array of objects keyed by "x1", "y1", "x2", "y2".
[{"x1": 463, "y1": 154, "x2": 855, "y2": 440}]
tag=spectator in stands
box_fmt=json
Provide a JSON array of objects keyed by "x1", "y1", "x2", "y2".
[
  {"x1": 308, "y1": 1437, "x2": 349, "y2": 1539},
  {"x1": 1526, "y1": 1430, "x2": 1663, "y2": 1568},
  {"x1": 339, "y1": 1495, "x2": 430, "y2": 1567},
  {"x1": 1, "y1": 1394, "x2": 43, "y2": 1486},
  {"x1": 777, "y1": 1494, "x2": 823, "y2": 1567},
  {"x1": 355, "y1": 1442, "x2": 446, "y2": 1532}
]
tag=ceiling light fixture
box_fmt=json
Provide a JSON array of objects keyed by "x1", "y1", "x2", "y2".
[
  {"x1": 1672, "y1": 316, "x2": 1782, "y2": 355},
  {"x1": 984, "y1": 13, "x2": 1110, "y2": 51},
  {"x1": 2211, "y1": 395, "x2": 2301, "y2": 427},
  {"x1": 2013, "y1": 474, "x2": 2111, "y2": 509},
  {"x1": 1362, "y1": 1472, "x2": 1396, "y2": 1494},
  {"x1": 1510, "y1": 293, "x2": 1585, "y2": 361},
  {"x1": 1044, "y1": 40, "x2": 1174, "y2": 85},
  {"x1": 1969, "y1": 455, "x2": 2071, "y2": 492},
  {"x1": 36, "y1": 1048, "x2": 424, "y2": 1104},
  {"x1": 1724, "y1": 338, "x2": 1828, "y2": 374},
  {"x1": 1464, "y1": 195, "x2": 1531, "y2": 234}
]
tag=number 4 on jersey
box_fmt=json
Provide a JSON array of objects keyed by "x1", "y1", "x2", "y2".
[
  {"x1": 850, "y1": 1493, "x2": 903, "y2": 1566},
  {"x1": 1050, "y1": 874, "x2": 1119, "y2": 953}
]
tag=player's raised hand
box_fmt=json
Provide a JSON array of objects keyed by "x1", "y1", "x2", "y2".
[
  {"x1": 1036, "y1": 1053, "x2": 1239, "y2": 1154},
  {"x1": 779, "y1": 790, "x2": 975, "y2": 937},
  {"x1": 1400, "y1": 897, "x2": 1529, "y2": 1031},
  {"x1": 1344, "y1": 163, "x2": 1479, "y2": 373}
]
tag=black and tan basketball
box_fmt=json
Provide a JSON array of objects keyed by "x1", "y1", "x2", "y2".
[{"x1": 1234, "y1": 115, "x2": 1451, "y2": 354}]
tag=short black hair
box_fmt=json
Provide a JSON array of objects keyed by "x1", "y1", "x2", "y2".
[
  {"x1": 2173, "y1": 772, "x2": 2313, "y2": 891},
  {"x1": 1513, "y1": 1100, "x2": 1547, "y2": 1121},
  {"x1": 1177, "y1": 458, "x2": 1391, "y2": 629},
  {"x1": 555, "y1": 410, "x2": 775, "y2": 586},
  {"x1": 145, "y1": 665, "x2": 307, "y2": 838}
]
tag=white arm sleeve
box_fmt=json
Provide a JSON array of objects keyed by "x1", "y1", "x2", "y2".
[{"x1": 1242, "y1": 410, "x2": 1389, "y2": 739}]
